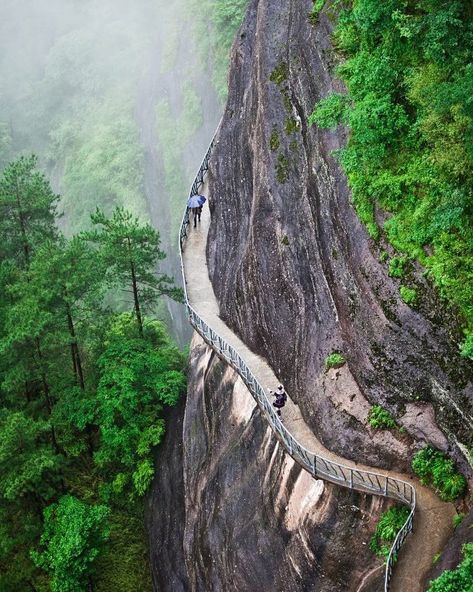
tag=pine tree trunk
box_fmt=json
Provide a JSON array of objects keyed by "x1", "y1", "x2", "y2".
[
  {"x1": 15, "y1": 178, "x2": 30, "y2": 267},
  {"x1": 66, "y1": 304, "x2": 85, "y2": 390},
  {"x1": 34, "y1": 337, "x2": 60, "y2": 453},
  {"x1": 130, "y1": 260, "x2": 144, "y2": 336}
]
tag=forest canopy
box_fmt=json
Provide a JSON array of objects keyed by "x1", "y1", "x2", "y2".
[
  {"x1": 0, "y1": 156, "x2": 185, "y2": 590},
  {"x1": 309, "y1": 0, "x2": 473, "y2": 357}
]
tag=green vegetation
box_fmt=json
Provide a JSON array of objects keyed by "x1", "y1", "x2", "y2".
[
  {"x1": 308, "y1": 1, "x2": 473, "y2": 356},
  {"x1": 453, "y1": 513, "x2": 465, "y2": 529},
  {"x1": 368, "y1": 405, "x2": 397, "y2": 430},
  {"x1": 370, "y1": 505, "x2": 411, "y2": 558},
  {"x1": 270, "y1": 128, "x2": 280, "y2": 151},
  {"x1": 276, "y1": 153, "x2": 290, "y2": 183},
  {"x1": 270, "y1": 62, "x2": 289, "y2": 86},
  {"x1": 285, "y1": 117, "x2": 300, "y2": 135},
  {"x1": 155, "y1": 83, "x2": 204, "y2": 243},
  {"x1": 400, "y1": 285, "x2": 417, "y2": 305},
  {"x1": 31, "y1": 496, "x2": 110, "y2": 592},
  {"x1": 388, "y1": 256, "x2": 407, "y2": 278},
  {"x1": 190, "y1": 0, "x2": 249, "y2": 100},
  {"x1": 427, "y1": 543, "x2": 473, "y2": 592},
  {"x1": 0, "y1": 158, "x2": 185, "y2": 590},
  {"x1": 309, "y1": 0, "x2": 327, "y2": 25},
  {"x1": 412, "y1": 447, "x2": 467, "y2": 501},
  {"x1": 325, "y1": 352, "x2": 346, "y2": 369}
]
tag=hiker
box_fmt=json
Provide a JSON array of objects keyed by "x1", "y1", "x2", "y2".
[
  {"x1": 192, "y1": 205, "x2": 203, "y2": 228},
  {"x1": 269, "y1": 384, "x2": 287, "y2": 417}
]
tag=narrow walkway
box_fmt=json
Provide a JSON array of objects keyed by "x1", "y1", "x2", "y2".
[{"x1": 182, "y1": 180, "x2": 455, "y2": 591}]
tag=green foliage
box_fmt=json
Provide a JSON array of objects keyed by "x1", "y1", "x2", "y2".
[
  {"x1": 276, "y1": 153, "x2": 290, "y2": 183},
  {"x1": 285, "y1": 117, "x2": 300, "y2": 135},
  {"x1": 0, "y1": 121, "x2": 12, "y2": 170},
  {"x1": 400, "y1": 285, "x2": 417, "y2": 305},
  {"x1": 368, "y1": 405, "x2": 397, "y2": 430},
  {"x1": 0, "y1": 411, "x2": 62, "y2": 501},
  {"x1": 370, "y1": 505, "x2": 410, "y2": 558},
  {"x1": 309, "y1": 0, "x2": 327, "y2": 25},
  {"x1": 190, "y1": 0, "x2": 248, "y2": 100},
  {"x1": 94, "y1": 315, "x2": 185, "y2": 496},
  {"x1": 452, "y1": 513, "x2": 465, "y2": 529},
  {"x1": 55, "y1": 98, "x2": 148, "y2": 232},
  {"x1": 93, "y1": 509, "x2": 152, "y2": 592},
  {"x1": 155, "y1": 83, "x2": 204, "y2": 242},
  {"x1": 427, "y1": 543, "x2": 473, "y2": 592},
  {"x1": 270, "y1": 62, "x2": 289, "y2": 86},
  {"x1": 83, "y1": 207, "x2": 183, "y2": 333},
  {"x1": 325, "y1": 352, "x2": 346, "y2": 369},
  {"x1": 308, "y1": 1, "x2": 473, "y2": 354},
  {"x1": 32, "y1": 495, "x2": 110, "y2": 592},
  {"x1": 270, "y1": 128, "x2": 280, "y2": 152},
  {"x1": 412, "y1": 446, "x2": 467, "y2": 501},
  {"x1": 388, "y1": 256, "x2": 407, "y2": 278},
  {"x1": 0, "y1": 158, "x2": 186, "y2": 588},
  {"x1": 308, "y1": 93, "x2": 347, "y2": 128},
  {"x1": 0, "y1": 155, "x2": 59, "y2": 267}
]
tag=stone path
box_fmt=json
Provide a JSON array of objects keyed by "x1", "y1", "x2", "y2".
[{"x1": 182, "y1": 180, "x2": 455, "y2": 592}]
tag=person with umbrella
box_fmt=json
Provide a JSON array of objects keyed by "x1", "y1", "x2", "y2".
[{"x1": 187, "y1": 194, "x2": 207, "y2": 228}]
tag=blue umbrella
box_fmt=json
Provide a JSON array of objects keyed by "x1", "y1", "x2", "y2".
[{"x1": 187, "y1": 194, "x2": 207, "y2": 208}]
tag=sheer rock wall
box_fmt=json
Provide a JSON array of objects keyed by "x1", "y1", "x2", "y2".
[
  {"x1": 149, "y1": 0, "x2": 472, "y2": 589},
  {"x1": 149, "y1": 335, "x2": 386, "y2": 592},
  {"x1": 207, "y1": 0, "x2": 472, "y2": 473}
]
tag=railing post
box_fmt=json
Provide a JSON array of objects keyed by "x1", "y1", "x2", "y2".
[
  {"x1": 349, "y1": 468, "x2": 353, "y2": 489},
  {"x1": 384, "y1": 477, "x2": 389, "y2": 496}
]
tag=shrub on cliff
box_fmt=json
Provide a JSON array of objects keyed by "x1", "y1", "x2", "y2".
[
  {"x1": 412, "y1": 446, "x2": 467, "y2": 501},
  {"x1": 427, "y1": 543, "x2": 473, "y2": 592},
  {"x1": 308, "y1": 0, "x2": 473, "y2": 357},
  {"x1": 369, "y1": 505, "x2": 411, "y2": 558}
]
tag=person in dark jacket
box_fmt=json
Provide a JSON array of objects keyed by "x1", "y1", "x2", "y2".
[
  {"x1": 192, "y1": 205, "x2": 203, "y2": 228},
  {"x1": 269, "y1": 384, "x2": 287, "y2": 417}
]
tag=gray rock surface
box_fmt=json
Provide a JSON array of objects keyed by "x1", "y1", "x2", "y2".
[{"x1": 207, "y1": 0, "x2": 472, "y2": 471}]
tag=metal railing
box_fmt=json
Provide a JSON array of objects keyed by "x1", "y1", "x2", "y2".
[{"x1": 178, "y1": 129, "x2": 416, "y2": 592}]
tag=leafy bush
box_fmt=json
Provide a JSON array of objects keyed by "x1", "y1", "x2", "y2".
[
  {"x1": 325, "y1": 352, "x2": 346, "y2": 369},
  {"x1": 369, "y1": 506, "x2": 410, "y2": 558},
  {"x1": 388, "y1": 256, "x2": 407, "y2": 278},
  {"x1": 308, "y1": 1, "x2": 473, "y2": 357},
  {"x1": 427, "y1": 543, "x2": 473, "y2": 592},
  {"x1": 400, "y1": 285, "x2": 417, "y2": 305},
  {"x1": 452, "y1": 513, "x2": 465, "y2": 529},
  {"x1": 308, "y1": 0, "x2": 326, "y2": 25},
  {"x1": 368, "y1": 405, "x2": 397, "y2": 430},
  {"x1": 412, "y1": 447, "x2": 467, "y2": 502},
  {"x1": 32, "y1": 496, "x2": 110, "y2": 592}
]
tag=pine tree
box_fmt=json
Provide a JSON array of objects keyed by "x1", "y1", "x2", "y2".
[{"x1": 83, "y1": 207, "x2": 183, "y2": 336}]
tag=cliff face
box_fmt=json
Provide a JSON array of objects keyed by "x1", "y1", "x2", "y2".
[
  {"x1": 150, "y1": 335, "x2": 387, "y2": 592},
  {"x1": 207, "y1": 0, "x2": 472, "y2": 471},
  {"x1": 149, "y1": 0, "x2": 472, "y2": 589}
]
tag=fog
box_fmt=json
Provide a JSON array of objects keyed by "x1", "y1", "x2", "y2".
[{"x1": 0, "y1": 0, "x2": 223, "y2": 343}]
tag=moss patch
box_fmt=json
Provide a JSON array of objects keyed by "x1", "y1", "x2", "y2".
[
  {"x1": 270, "y1": 62, "x2": 289, "y2": 86},
  {"x1": 276, "y1": 153, "x2": 289, "y2": 183},
  {"x1": 270, "y1": 128, "x2": 280, "y2": 152}
]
